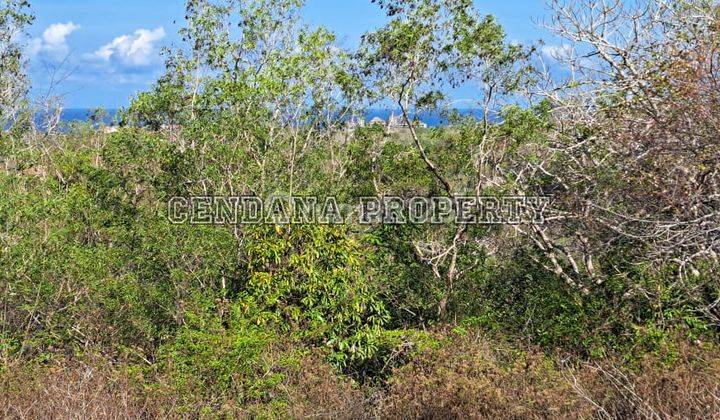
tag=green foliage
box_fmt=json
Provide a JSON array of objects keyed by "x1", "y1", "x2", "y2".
[
  {"x1": 3, "y1": 1, "x2": 720, "y2": 416},
  {"x1": 154, "y1": 314, "x2": 282, "y2": 411},
  {"x1": 457, "y1": 249, "x2": 716, "y2": 361},
  {"x1": 0, "y1": 129, "x2": 239, "y2": 359},
  {"x1": 0, "y1": 0, "x2": 33, "y2": 131},
  {"x1": 343, "y1": 125, "x2": 433, "y2": 198},
  {"x1": 360, "y1": 0, "x2": 533, "y2": 109},
  {"x1": 1, "y1": 125, "x2": 395, "y2": 373},
  {"x1": 240, "y1": 224, "x2": 390, "y2": 369}
]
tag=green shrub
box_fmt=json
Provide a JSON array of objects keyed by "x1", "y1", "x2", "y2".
[{"x1": 240, "y1": 224, "x2": 390, "y2": 370}]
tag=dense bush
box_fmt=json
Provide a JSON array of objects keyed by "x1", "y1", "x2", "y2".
[
  {"x1": 455, "y1": 250, "x2": 716, "y2": 360},
  {"x1": 2, "y1": 0, "x2": 720, "y2": 417},
  {"x1": 3, "y1": 330, "x2": 718, "y2": 418}
]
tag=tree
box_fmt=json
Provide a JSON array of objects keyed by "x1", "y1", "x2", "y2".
[
  {"x1": 359, "y1": 0, "x2": 535, "y2": 317},
  {"x1": 0, "y1": 0, "x2": 33, "y2": 136},
  {"x1": 515, "y1": 0, "x2": 720, "y2": 320},
  {"x1": 128, "y1": 0, "x2": 361, "y2": 199}
]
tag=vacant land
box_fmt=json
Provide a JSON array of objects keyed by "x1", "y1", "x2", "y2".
[{"x1": 2, "y1": 0, "x2": 719, "y2": 418}]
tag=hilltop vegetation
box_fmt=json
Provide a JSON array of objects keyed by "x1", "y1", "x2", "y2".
[{"x1": 1, "y1": 0, "x2": 719, "y2": 418}]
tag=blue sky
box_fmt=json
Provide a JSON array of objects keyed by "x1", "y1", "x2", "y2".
[{"x1": 25, "y1": 0, "x2": 552, "y2": 109}]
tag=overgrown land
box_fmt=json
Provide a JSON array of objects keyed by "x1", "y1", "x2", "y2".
[{"x1": 2, "y1": 0, "x2": 720, "y2": 418}]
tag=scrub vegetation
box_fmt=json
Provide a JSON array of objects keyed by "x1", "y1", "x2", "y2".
[{"x1": 1, "y1": 0, "x2": 719, "y2": 418}]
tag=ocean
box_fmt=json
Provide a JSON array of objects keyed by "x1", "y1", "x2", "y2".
[{"x1": 57, "y1": 108, "x2": 487, "y2": 128}]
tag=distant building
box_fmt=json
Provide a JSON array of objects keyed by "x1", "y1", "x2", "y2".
[
  {"x1": 387, "y1": 112, "x2": 428, "y2": 131},
  {"x1": 368, "y1": 117, "x2": 386, "y2": 126},
  {"x1": 387, "y1": 112, "x2": 404, "y2": 130},
  {"x1": 345, "y1": 116, "x2": 366, "y2": 129},
  {"x1": 354, "y1": 113, "x2": 428, "y2": 131}
]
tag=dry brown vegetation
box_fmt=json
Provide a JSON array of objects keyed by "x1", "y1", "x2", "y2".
[
  {"x1": 2, "y1": 0, "x2": 720, "y2": 418},
  {"x1": 0, "y1": 352, "x2": 367, "y2": 419},
  {"x1": 3, "y1": 333, "x2": 719, "y2": 419},
  {"x1": 567, "y1": 344, "x2": 720, "y2": 419},
  {"x1": 1, "y1": 358, "x2": 152, "y2": 419}
]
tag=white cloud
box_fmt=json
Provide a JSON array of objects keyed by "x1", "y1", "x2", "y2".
[
  {"x1": 541, "y1": 44, "x2": 573, "y2": 61},
  {"x1": 28, "y1": 22, "x2": 81, "y2": 58},
  {"x1": 90, "y1": 27, "x2": 165, "y2": 68},
  {"x1": 44, "y1": 22, "x2": 82, "y2": 47}
]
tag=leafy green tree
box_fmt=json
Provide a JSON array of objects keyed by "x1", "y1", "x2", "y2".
[
  {"x1": 0, "y1": 0, "x2": 33, "y2": 139},
  {"x1": 128, "y1": 0, "x2": 362, "y2": 198},
  {"x1": 358, "y1": 0, "x2": 535, "y2": 317}
]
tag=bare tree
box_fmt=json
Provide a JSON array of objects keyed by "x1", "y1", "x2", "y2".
[
  {"x1": 509, "y1": 0, "x2": 720, "y2": 319},
  {"x1": 0, "y1": 0, "x2": 33, "y2": 133}
]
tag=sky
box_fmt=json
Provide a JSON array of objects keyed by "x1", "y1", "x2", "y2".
[{"x1": 24, "y1": 0, "x2": 553, "y2": 109}]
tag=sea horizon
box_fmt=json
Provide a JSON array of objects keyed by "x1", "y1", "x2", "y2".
[{"x1": 56, "y1": 107, "x2": 489, "y2": 128}]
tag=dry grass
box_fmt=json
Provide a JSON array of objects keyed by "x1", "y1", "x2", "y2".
[
  {"x1": 377, "y1": 332, "x2": 594, "y2": 419},
  {"x1": 0, "y1": 352, "x2": 367, "y2": 419},
  {"x1": 0, "y1": 358, "x2": 155, "y2": 419},
  {"x1": 2, "y1": 338, "x2": 719, "y2": 419},
  {"x1": 566, "y1": 342, "x2": 720, "y2": 419},
  {"x1": 279, "y1": 355, "x2": 367, "y2": 419}
]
